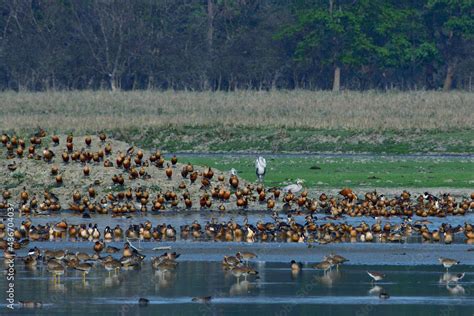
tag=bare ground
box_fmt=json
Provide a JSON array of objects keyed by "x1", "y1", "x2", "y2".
[{"x1": 0, "y1": 135, "x2": 247, "y2": 210}]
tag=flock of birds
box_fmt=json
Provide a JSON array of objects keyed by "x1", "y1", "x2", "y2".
[
  {"x1": 1, "y1": 129, "x2": 473, "y2": 309},
  {"x1": 2, "y1": 130, "x2": 473, "y2": 217},
  {"x1": 3, "y1": 215, "x2": 474, "y2": 247},
  {"x1": 2, "y1": 184, "x2": 474, "y2": 219},
  {"x1": 6, "y1": 242, "x2": 467, "y2": 308}
]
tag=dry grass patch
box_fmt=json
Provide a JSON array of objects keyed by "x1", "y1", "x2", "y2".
[{"x1": 1, "y1": 90, "x2": 473, "y2": 132}]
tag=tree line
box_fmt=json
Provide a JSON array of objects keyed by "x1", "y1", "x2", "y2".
[{"x1": 0, "y1": 0, "x2": 472, "y2": 92}]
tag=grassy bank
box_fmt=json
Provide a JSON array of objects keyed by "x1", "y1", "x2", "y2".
[
  {"x1": 1, "y1": 90, "x2": 473, "y2": 154},
  {"x1": 114, "y1": 127, "x2": 474, "y2": 154},
  {"x1": 181, "y1": 155, "x2": 474, "y2": 190}
]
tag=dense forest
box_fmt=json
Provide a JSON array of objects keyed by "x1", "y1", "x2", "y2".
[{"x1": 0, "y1": 0, "x2": 473, "y2": 91}]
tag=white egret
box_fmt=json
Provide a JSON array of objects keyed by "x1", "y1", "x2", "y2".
[
  {"x1": 282, "y1": 179, "x2": 304, "y2": 193},
  {"x1": 230, "y1": 168, "x2": 238, "y2": 176},
  {"x1": 255, "y1": 156, "x2": 266, "y2": 182}
]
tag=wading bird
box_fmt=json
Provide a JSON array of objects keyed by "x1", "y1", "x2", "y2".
[
  {"x1": 439, "y1": 257, "x2": 460, "y2": 271},
  {"x1": 367, "y1": 271, "x2": 385, "y2": 283},
  {"x1": 255, "y1": 156, "x2": 266, "y2": 182}
]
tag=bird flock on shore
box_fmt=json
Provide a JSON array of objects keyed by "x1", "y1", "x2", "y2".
[
  {"x1": 1, "y1": 130, "x2": 474, "y2": 217},
  {"x1": 1, "y1": 129, "x2": 473, "y2": 310}
]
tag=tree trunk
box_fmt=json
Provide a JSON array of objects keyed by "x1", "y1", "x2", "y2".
[
  {"x1": 332, "y1": 66, "x2": 341, "y2": 91},
  {"x1": 206, "y1": 0, "x2": 214, "y2": 90},
  {"x1": 207, "y1": 0, "x2": 214, "y2": 50},
  {"x1": 147, "y1": 75, "x2": 154, "y2": 90},
  {"x1": 132, "y1": 74, "x2": 139, "y2": 90},
  {"x1": 443, "y1": 63, "x2": 455, "y2": 91},
  {"x1": 110, "y1": 73, "x2": 118, "y2": 92}
]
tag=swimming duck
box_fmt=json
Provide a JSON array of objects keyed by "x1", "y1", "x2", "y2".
[
  {"x1": 19, "y1": 301, "x2": 43, "y2": 309},
  {"x1": 23, "y1": 255, "x2": 37, "y2": 267},
  {"x1": 290, "y1": 260, "x2": 303, "y2": 272},
  {"x1": 94, "y1": 240, "x2": 104, "y2": 253},
  {"x1": 138, "y1": 298, "x2": 149, "y2": 307},
  {"x1": 122, "y1": 243, "x2": 134, "y2": 257},
  {"x1": 191, "y1": 296, "x2": 212, "y2": 304}
]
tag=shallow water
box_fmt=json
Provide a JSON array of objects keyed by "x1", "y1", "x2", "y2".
[
  {"x1": 4, "y1": 212, "x2": 474, "y2": 315},
  {"x1": 7, "y1": 212, "x2": 474, "y2": 264},
  {"x1": 2, "y1": 261, "x2": 474, "y2": 315}
]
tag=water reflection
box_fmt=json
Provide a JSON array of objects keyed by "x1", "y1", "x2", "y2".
[
  {"x1": 314, "y1": 269, "x2": 341, "y2": 287},
  {"x1": 2, "y1": 261, "x2": 473, "y2": 315},
  {"x1": 368, "y1": 285, "x2": 384, "y2": 295},
  {"x1": 104, "y1": 275, "x2": 121, "y2": 287},
  {"x1": 230, "y1": 280, "x2": 254, "y2": 295},
  {"x1": 290, "y1": 269, "x2": 300, "y2": 280},
  {"x1": 154, "y1": 270, "x2": 176, "y2": 289},
  {"x1": 446, "y1": 284, "x2": 465, "y2": 295},
  {"x1": 439, "y1": 271, "x2": 465, "y2": 284},
  {"x1": 48, "y1": 280, "x2": 66, "y2": 293}
]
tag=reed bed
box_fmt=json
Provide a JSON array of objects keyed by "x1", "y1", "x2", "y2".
[{"x1": 1, "y1": 90, "x2": 473, "y2": 132}]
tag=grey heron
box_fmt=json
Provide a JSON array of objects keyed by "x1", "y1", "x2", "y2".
[
  {"x1": 255, "y1": 156, "x2": 266, "y2": 182},
  {"x1": 282, "y1": 179, "x2": 304, "y2": 193}
]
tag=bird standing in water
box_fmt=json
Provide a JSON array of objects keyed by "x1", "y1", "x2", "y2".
[{"x1": 255, "y1": 156, "x2": 266, "y2": 182}]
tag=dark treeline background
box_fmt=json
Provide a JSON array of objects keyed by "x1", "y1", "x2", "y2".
[{"x1": 0, "y1": 0, "x2": 473, "y2": 92}]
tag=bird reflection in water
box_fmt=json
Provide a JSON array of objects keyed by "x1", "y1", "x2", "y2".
[
  {"x1": 230, "y1": 280, "x2": 255, "y2": 295},
  {"x1": 314, "y1": 269, "x2": 340, "y2": 287},
  {"x1": 154, "y1": 270, "x2": 177, "y2": 289},
  {"x1": 446, "y1": 284, "x2": 465, "y2": 295},
  {"x1": 439, "y1": 272, "x2": 465, "y2": 284},
  {"x1": 104, "y1": 274, "x2": 121, "y2": 288},
  {"x1": 48, "y1": 281, "x2": 66, "y2": 293},
  {"x1": 368, "y1": 285, "x2": 384, "y2": 295}
]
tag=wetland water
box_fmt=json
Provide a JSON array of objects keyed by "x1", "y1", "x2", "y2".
[
  {"x1": 1, "y1": 212, "x2": 474, "y2": 315},
  {"x1": 2, "y1": 262, "x2": 473, "y2": 315}
]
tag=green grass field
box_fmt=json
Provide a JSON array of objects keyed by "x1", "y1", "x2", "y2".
[{"x1": 181, "y1": 155, "x2": 474, "y2": 190}]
